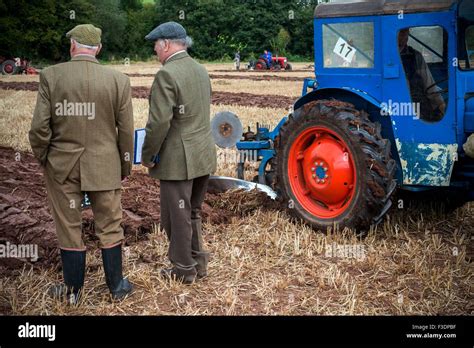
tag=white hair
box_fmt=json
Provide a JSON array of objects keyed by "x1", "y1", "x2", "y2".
[
  {"x1": 71, "y1": 39, "x2": 99, "y2": 51},
  {"x1": 158, "y1": 36, "x2": 193, "y2": 49}
]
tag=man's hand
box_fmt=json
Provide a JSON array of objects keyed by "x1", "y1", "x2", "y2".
[
  {"x1": 439, "y1": 102, "x2": 446, "y2": 115},
  {"x1": 141, "y1": 161, "x2": 156, "y2": 168}
]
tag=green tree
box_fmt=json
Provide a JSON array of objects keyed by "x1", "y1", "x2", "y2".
[
  {"x1": 0, "y1": 0, "x2": 320, "y2": 64},
  {"x1": 270, "y1": 28, "x2": 291, "y2": 56}
]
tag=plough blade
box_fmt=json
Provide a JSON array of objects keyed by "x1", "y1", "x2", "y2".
[{"x1": 207, "y1": 176, "x2": 277, "y2": 200}]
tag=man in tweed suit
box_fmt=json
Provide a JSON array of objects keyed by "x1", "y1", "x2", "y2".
[
  {"x1": 29, "y1": 24, "x2": 134, "y2": 303},
  {"x1": 142, "y1": 22, "x2": 217, "y2": 284}
]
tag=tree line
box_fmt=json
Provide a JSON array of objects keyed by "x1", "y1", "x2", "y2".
[{"x1": 0, "y1": 0, "x2": 323, "y2": 64}]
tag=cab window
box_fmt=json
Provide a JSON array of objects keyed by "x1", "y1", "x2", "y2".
[
  {"x1": 460, "y1": 26, "x2": 474, "y2": 69},
  {"x1": 458, "y1": 0, "x2": 474, "y2": 70},
  {"x1": 322, "y1": 22, "x2": 374, "y2": 68},
  {"x1": 398, "y1": 26, "x2": 448, "y2": 123}
]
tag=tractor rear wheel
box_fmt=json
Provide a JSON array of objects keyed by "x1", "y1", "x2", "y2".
[
  {"x1": 255, "y1": 59, "x2": 267, "y2": 70},
  {"x1": 1, "y1": 60, "x2": 17, "y2": 75},
  {"x1": 275, "y1": 100, "x2": 397, "y2": 232}
]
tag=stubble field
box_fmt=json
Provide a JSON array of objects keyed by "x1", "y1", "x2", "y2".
[{"x1": 0, "y1": 61, "x2": 472, "y2": 316}]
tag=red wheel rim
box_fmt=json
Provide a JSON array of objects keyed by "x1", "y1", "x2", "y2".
[
  {"x1": 4, "y1": 63, "x2": 14, "y2": 74},
  {"x1": 288, "y1": 126, "x2": 357, "y2": 219}
]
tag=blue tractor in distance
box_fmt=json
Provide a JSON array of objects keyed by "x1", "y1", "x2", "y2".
[{"x1": 212, "y1": 0, "x2": 474, "y2": 231}]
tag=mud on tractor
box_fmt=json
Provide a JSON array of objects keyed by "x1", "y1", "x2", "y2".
[{"x1": 212, "y1": 0, "x2": 474, "y2": 232}]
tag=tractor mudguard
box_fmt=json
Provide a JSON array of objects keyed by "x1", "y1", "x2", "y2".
[{"x1": 295, "y1": 87, "x2": 383, "y2": 113}]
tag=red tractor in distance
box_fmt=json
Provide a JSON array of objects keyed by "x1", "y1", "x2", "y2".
[
  {"x1": 250, "y1": 55, "x2": 293, "y2": 71},
  {"x1": 0, "y1": 51, "x2": 38, "y2": 75}
]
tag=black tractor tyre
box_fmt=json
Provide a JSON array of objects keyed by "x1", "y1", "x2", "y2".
[
  {"x1": 255, "y1": 59, "x2": 267, "y2": 70},
  {"x1": 275, "y1": 100, "x2": 397, "y2": 232},
  {"x1": 285, "y1": 63, "x2": 293, "y2": 71},
  {"x1": 1, "y1": 60, "x2": 17, "y2": 75}
]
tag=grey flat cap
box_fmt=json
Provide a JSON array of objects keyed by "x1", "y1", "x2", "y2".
[{"x1": 145, "y1": 21, "x2": 187, "y2": 41}]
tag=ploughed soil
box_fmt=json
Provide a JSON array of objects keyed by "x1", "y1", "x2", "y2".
[
  {"x1": 132, "y1": 87, "x2": 295, "y2": 109},
  {"x1": 211, "y1": 69, "x2": 313, "y2": 73},
  {"x1": 211, "y1": 91, "x2": 294, "y2": 108},
  {"x1": 0, "y1": 81, "x2": 295, "y2": 109},
  {"x1": 0, "y1": 146, "x2": 236, "y2": 275},
  {"x1": 127, "y1": 73, "x2": 307, "y2": 82},
  {"x1": 210, "y1": 74, "x2": 306, "y2": 82},
  {"x1": 0, "y1": 81, "x2": 39, "y2": 91}
]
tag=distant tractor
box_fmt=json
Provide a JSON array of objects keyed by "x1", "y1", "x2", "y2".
[
  {"x1": 213, "y1": 0, "x2": 474, "y2": 232},
  {"x1": 0, "y1": 51, "x2": 38, "y2": 75},
  {"x1": 249, "y1": 55, "x2": 292, "y2": 71}
]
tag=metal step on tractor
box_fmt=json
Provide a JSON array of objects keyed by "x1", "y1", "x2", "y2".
[{"x1": 211, "y1": 0, "x2": 474, "y2": 231}]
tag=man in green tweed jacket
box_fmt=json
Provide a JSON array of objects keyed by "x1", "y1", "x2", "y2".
[
  {"x1": 142, "y1": 22, "x2": 217, "y2": 284},
  {"x1": 29, "y1": 24, "x2": 134, "y2": 303}
]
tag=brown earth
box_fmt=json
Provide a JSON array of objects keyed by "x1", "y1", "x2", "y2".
[
  {"x1": 211, "y1": 91, "x2": 294, "y2": 108},
  {"x1": 210, "y1": 74, "x2": 307, "y2": 82},
  {"x1": 127, "y1": 73, "x2": 308, "y2": 82},
  {"x1": 212, "y1": 69, "x2": 313, "y2": 73},
  {"x1": 0, "y1": 81, "x2": 39, "y2": 91},
  {"x1": 0, "y1": 146, "x2": 239, "y2": 275},
  {"x1": 0, "y1": 81, "x2": 296, "y2": 109},
  {"x1": 133, "y1": 86, "x2": 296, "y2": 108}
]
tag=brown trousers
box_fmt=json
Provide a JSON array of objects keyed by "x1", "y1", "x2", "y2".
[
  {"x1": 44, "y1": 160, "x2": 124, "y2": 250},
  {"x1": 160, "y1": 175, "x2": 210, "y2": 271}
]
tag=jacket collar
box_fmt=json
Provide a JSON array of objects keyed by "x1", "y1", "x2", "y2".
[
  {"x1": 164, "y1": 51, "x2": 189, "y2": 65},
  {"x1": 71, "y1": 54, "x2": 99, "y2": 63}
]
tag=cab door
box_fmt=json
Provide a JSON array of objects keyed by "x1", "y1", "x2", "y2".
[
  {"x1": 381, "y1": 10, "x2": 457, "y2": 187},
  {"x1": 457, "y1": 0, "x2": 474, "y2": 140}
]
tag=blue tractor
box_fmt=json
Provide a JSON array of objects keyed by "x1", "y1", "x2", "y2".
[{"x1": 212, "y1": 0, "x2": 474, "y2": 231}]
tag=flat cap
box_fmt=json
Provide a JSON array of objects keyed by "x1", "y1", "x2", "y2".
[
  {"x1": 145, "y1": 21, "x2": 187, "y2": 41},
  {"x1": 66, "y1": 24, "x2": 102, "y2": 46}
]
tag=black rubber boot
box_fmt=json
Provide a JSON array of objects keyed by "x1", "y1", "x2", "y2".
[
  {"x1": 48, "y1": 249, "x2": 86, "y2": 305},
  {"x1": 101, "y1": 244, "x2": 133, "y2": 300}
]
